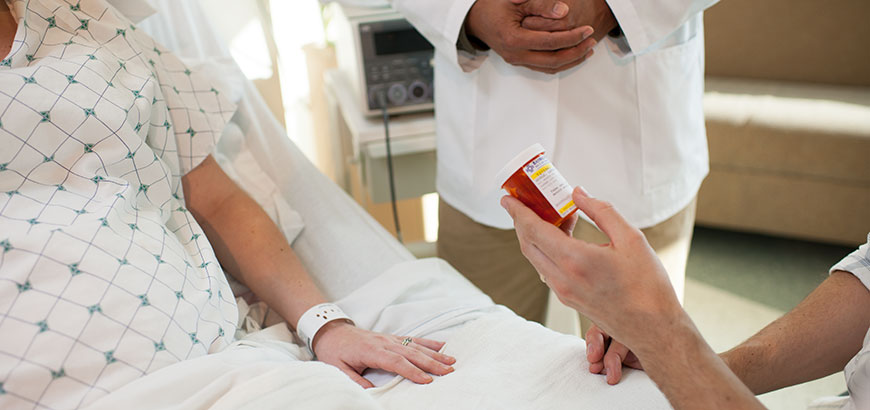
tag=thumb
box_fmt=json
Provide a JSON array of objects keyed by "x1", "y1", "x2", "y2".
[
  {"x1": 517, "y1": 0, "x2": 570, "y2": 19},
  {"x1": 572, "y1": 187, "x2": 638, "y2": 245}
]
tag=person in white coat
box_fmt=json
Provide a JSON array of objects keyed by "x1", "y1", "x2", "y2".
[{"x1": 389, "y1": 0, "x2": 719, "y2": 325}]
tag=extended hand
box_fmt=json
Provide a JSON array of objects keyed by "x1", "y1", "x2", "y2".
[
  {"x1": 465, "y1": 0, "x2": 597, "y2": 74},
  {"x1": 525, "y1": 203, "x2": 643, "y2": 385},
  {"x1": 501, "y1": 187, "x2": 683, "y2": 351},
  {"x1": 312, "y1": 321, "x2": 456, "y2": 388},
  {"x1": 586, "y1": 324, "x2": 642, "y2": 384},
  {"x1": 522, "y1": 0, "x2": 617, "y2": 42},
  {"x1": 503, "y1": 188, "x2": 765, "y2": 409}
]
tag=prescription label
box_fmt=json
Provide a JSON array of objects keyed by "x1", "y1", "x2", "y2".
[{"x1": 523, "y1": 156, "x2": 576, "y2": 217}]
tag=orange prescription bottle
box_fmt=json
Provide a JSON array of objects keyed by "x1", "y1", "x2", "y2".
[{"x1": 496, "y1": 143, "x2": 579, "y2": 227}]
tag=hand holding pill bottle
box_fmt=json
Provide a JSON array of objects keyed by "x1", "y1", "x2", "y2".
[{"x1": 496, "y1": 143, "x2": 579, "y2": 227}]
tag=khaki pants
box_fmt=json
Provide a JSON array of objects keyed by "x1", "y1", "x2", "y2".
[{"x1": 437, "y1": 198, "x2": 697, "y2": 331}]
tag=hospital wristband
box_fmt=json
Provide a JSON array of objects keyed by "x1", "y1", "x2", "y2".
[{"x1": 296, "y1": 303, "x2": 354, "y2": 354}]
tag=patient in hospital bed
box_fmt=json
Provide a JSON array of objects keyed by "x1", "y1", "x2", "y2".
[
  {"x1": 0, "y1": 0, "x2": 454, "y2": 407},
  {"x1": 0, "y1": 1, "x2": 673, "y2": 409}
]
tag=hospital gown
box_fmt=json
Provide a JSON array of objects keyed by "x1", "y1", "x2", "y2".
[{"x1": 0, "y1": 0, "x2": 238, "y2": 408}]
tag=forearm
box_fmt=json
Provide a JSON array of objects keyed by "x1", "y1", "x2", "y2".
[
  {"x1": 720, "y1": 271, "x2": 870, "y2": 394},
  {"x1": 197, "y1": 190, "x2": 324, "y2": 325},
  {"x1": 632, "y1": 314, "x2": 763, "y2": 410},
  {"x1": 179, "y1": 157, "x2": 459, "y2": 385},
  {"x1": 183, "y1": 158, "x2": 327, "y2": 328}
]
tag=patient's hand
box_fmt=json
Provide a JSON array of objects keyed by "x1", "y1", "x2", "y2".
[
  {"x1": 312, "y1": 321, "x2": 456, "y2": 388},
  {"x1": 585, "y1": 324, "x2": 643, "y2": 385}
]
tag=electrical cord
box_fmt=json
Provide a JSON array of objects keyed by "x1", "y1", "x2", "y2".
[{"x1": 377, "y1": 92, "x2": 403, "y2": 243}]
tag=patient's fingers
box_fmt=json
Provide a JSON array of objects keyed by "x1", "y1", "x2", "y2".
[
  {"x1": 412, "y1": 337, "x2": 447, "y2": 354},
  {"x1": 389, "y1": 343, "x2": 455, "y2": 376},
  {"x1": 395, "y1": 336, "x2": 455, "y2": 365},
  {"x1": 407, "y1": 339, "x2": 456, "y2": 366},
  {"x1": 376, "y1": 351, "x2": 433, "y2": 384},
  {"x1": 340, "y1": 364, "x2": 374, "y2": 389}
]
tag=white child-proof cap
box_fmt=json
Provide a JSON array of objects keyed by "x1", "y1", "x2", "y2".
[{"x1": 495, "y1": 143, "x2": 547, "y2": 188}]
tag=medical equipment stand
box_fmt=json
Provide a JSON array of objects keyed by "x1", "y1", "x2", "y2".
[{"x1": 323, "y1": 69, "x2": 436, "y2": 244}]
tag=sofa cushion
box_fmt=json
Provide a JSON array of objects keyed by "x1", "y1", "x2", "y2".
[
  {"x1": 704, "y1": 77, "x2": 870, "y2": 185},
  {"x1": 699, "y1": 77, "x2": 870, "y2": 245},
  {"x1": 697, "y1": 168, "x2": 870, "y2": 246}
]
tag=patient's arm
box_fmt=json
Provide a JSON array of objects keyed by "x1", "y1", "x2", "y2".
[
  {"x1": 721, "y1": 270, "x2": 870, "y2": 394},
  {"x1": 182, "y1": 155, "x2": 455, "y2": 387}
]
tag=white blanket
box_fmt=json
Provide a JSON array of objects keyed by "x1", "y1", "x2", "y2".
[
  {"x1": 86, "y1": 340, "x2": 382, "y2": 410},
  {"x1": 371, "y1": 311, "x2": 671, "y2": 409}
]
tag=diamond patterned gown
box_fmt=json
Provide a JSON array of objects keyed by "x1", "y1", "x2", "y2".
[{"x1": 0, "y1": 1, "x2": 239, "y2": 408}]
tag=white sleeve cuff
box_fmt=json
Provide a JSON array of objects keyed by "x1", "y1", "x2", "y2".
[
  {"x1": 604, "y1": 33, "x2": 633, "y2": 59},
  {"x1": 830, "y1": 233, "x2": 870, "y2": 293},
  {"x1": 458, "y1": 49, "x2": 488, "y2": 72},
  {"x1": 443, "y1": 0, "x2": 489, "y2": 72},
  {"x1": 604, "y1": 0, "x2": 650, "y2": 54}
]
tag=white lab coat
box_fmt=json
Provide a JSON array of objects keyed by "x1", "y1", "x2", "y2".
[{"x1": 390, "y1": 0, "x2": 719, "y2": 229}]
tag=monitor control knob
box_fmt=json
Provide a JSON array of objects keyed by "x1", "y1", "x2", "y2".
[
  {"x1": 408, "y1": 81, "x2": 428, "y2": 100},
  {"x1": 387, "y1": 83, "x2": 407, "y2": 106}
]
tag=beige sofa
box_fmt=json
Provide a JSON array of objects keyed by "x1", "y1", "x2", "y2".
[{"x1": 699, "y1": 0, "x2": 870, "y2": 246}]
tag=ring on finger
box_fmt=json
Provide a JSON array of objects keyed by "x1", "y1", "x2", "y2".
[{"x1": 401, "y1": 336, "x2": 413, "y2": 346}]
